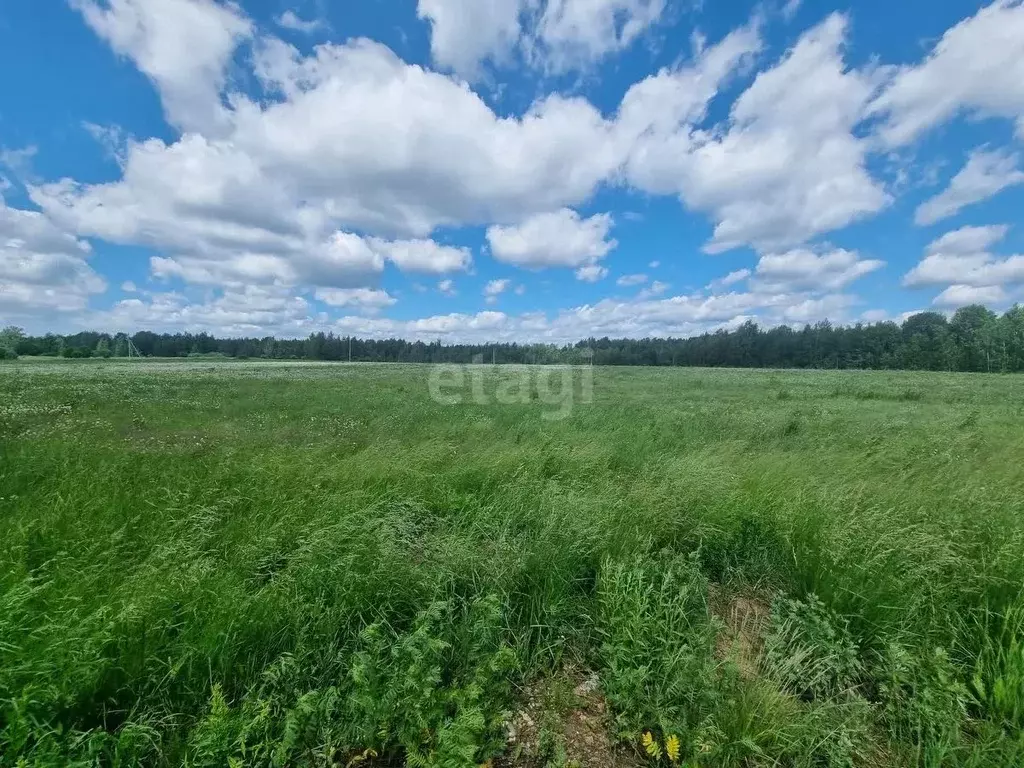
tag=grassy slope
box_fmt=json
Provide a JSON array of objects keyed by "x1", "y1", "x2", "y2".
[{"x1": 1, "y1": 361, "x2": 1023, "y2": 766}]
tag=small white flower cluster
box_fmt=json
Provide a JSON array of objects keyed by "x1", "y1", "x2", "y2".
[{"x1": 0, "y1": 403, "x2": 72, "y2": 418}]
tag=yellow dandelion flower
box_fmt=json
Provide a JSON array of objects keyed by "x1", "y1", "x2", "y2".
[
  {"x1": 642, "y1": 731, "x2": 663, "y2": 759},
  {"x1": 665, "y1": 734, "x2": 680, "y2": 763}
]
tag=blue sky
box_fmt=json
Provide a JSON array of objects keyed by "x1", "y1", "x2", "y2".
[{"x1": 2, "y1": 0, "x2": 1024, "y2": 341}]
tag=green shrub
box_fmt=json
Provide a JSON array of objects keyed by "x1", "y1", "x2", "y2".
[
  {"x1": 184, "y1": 597, "x2": 516, "y2": 768},
  {"x1": 699, "y1": 514, "x2": 791, "y2": 584},
  {"x1": 60, "y1": 347, "x2": 92, "y2": 358},
  {"x1": 595, "y1": 551, "x2": 718, "y2": 753},
  {"x1": 970, "y1": 603, "x2": 1024, "y2": 732},
  {"x1": 763, "y1": 594, "x2": 862, "y2": 701},
  {"x1": 347, "y1": 596, "x2": 515, "y2": 767},
  {"x1": 876, "y1": 643, "x2": 967, "y2": 749}
]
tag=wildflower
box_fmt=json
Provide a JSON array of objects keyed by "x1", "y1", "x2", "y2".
[
  {"x1": 642, "y1": 731, "x2": 662, "y2": 759},
  {"x1": 665, "y1": 734, "x2": 680, "y2": 763}
]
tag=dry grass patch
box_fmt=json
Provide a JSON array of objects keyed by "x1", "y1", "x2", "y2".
[
  {"x1": 501, "y1": 667, "x2": 641, "y2": 768},
  {"x1": 709, "y1": 585, "x2": 773, "y2": 681}
]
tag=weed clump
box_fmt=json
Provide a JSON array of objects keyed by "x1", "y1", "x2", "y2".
[{"x1": 763, "y1": 594, "x2": 862, "y2": 701}]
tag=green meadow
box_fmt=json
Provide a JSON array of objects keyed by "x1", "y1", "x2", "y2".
[{"x1": 2, "y1": 359, "x2": 1023, "y2": 766}]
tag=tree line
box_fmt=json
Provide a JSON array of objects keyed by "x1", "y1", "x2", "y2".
[{"x1": 3, "y1": 304, "x2": 1024, "y2": 372}]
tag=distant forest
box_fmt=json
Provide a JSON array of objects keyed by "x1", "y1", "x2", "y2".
[{"x1": 4, "y1": 304, "x2": 1024, "y2": 372}]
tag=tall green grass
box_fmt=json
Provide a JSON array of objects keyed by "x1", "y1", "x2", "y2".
[{"x1": 1, "y1": 361, "x2": 1023, "y2": 766}]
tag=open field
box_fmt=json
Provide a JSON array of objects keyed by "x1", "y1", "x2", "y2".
[{"x1": 2, "y1": 360, "x2": 1024, "y2": 767}]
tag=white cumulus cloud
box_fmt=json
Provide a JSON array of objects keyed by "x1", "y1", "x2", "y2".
[
  {"x1": 0, "y1": 198, "x2": 106, "y2": 315},
  {"x1": 417, "y1": 0, "x2": 524, "y2": 79},
  {"x1": 483, "y1": 278, "x2": 511, "y2": 303},
  {"x1": 314, "y1": 287, "x2": 397, "y2": 312},
  {"x1": 531, "y1": 0, "x2": 666, "y2": 73},
  {"x1": 616, "y1": 273, "x2": 647, "y2": 286},
  {"x1": 575, "y1": 265, "x2": 609, "y2": 282},
  {"x1": 933, "y1": 284, "x2": 1008, "y2": 308},
  {"x1": 625, "y1": 14, "x2": 889, "y2": 254},
  {"x1": 708, "y1": 268, "x2": 751, "y2": 290},
  {"x1": 30, "y1": 0, "x2": 1024, "y2": 337},
  {"x1": 751, "y1": 247, "x2": 884, "y2": 293},
  {"x1": 369, "y1": 238, "x2": 472, "y2": 274},
  {"x1": 871, "y1": 0, "x2": 1024, "y2": 147},
  {"x1": 915, "y1": 147, "x2": 1024, "y2": 225},
  {"x1": 70, "y1": 0, "x2": 252, "y2": 134},
  {"x1": 275, "y1": 10, "x2": 324, "y2": 34},
  {"x1": 487, "y1": 208, "x2": 616, "y2": 269},
  {"x1": 416, "y1": 0, "x2": 667, "y2": 79},
  {"x1": 904, "y1": 224, "x2": 1024, "y2": 290}
]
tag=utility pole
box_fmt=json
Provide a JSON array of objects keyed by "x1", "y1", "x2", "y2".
[{"x1": 348, "y1": 336, "x2": 352, "y2": 362}]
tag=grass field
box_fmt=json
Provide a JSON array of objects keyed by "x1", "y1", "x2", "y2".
[{"x1": 2, "y1": 360, "x2": 1024, "y2": 767}]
